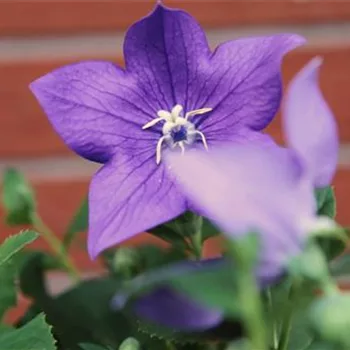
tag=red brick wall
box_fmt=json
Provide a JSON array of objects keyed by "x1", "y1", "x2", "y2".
[{"x1": 1, "y1": 0, "x2": 350, "y2": 321}]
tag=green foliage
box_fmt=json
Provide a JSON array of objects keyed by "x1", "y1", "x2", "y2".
[
  {"x1": 0, "y1": 260, "x2": 17, "y2": 321},
  {"x1": 2, "y1": 168, "x2": 36, "y2": 225},
  {"x1": 308, "y1": 294, "x2": 350, "y2": 348},
  {"x1": 329, "y1": 253, "x2": 350, "y2": 276},
  {"x1": 147, "y1": 212, "x2": 219, "y2": 255},
  {"x1": 79, "y1": 344, "x2": 112, "y2": 350},
  {"x1": 315, "y1": 187, "x2": 336, "y2": 218},
  {"x1": 0, "y1": 314, "x2": 56, "y2": 350},
  {"x1": 0, "y1": 230, "x2": 38, "y2": 267},
  {"x1": 80, "y1": 344, "x2": 111, "y2": 350},
  {"x1": 64, "y1": 198, "x2": 89, "y2": 249},
  {"x1": 0, "y1": 231, "x2": 38, "y2": 321},
  {"x1": 313, "y1": 187, "x2": 347, "y2": 260},
  {"x1": 288, "y1": 243, "x2": 329, "y2": 285}
]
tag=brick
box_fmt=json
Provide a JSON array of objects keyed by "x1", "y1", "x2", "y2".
[
  {"x1": 1, "y1": 1, "x2": 350, "y2": 36},
  {"x1": 1, "y1": 46, "x2": 350, "y2": 157}
]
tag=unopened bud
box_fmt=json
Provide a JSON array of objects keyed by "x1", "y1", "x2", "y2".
[
  {"x1": 309, "y1": 294, "x2": 350, "y2": 347},
  {"x1": 119, "y1": 337, "x2": 141, "y2": 350}
]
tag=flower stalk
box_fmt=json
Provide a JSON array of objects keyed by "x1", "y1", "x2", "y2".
[
  {"x1": 190, "y1": 215, "x2": 203, "y2": 260},
  {"x1": 31, "y1": 212, "x2": 80, "y2": 281},
  {"x1": 229, "y1": 238, "x2": 267, "y2": 350}
]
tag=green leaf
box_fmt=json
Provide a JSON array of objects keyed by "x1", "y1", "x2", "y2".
[
  {"x1": 308, "y1": 294, "x2": 350, "y2": 348},
  {"x1": 288, "y1": 243, "x2": 329, "y2": 285},
  {"x1": 0, "y1": 314, "x2": 56, "y2": 350},
  {"x1": 315, "y1": 187, "x2": 336, "y2": 218},
  {"x1": 0, "y1": 260, "x2": 17, "y2": 321},
  {"x1": 287, "y1": 318, "x2": 314, "y2": 350},
  {"x1": 306, "y1": 342, "x2": 337, "y2": 350},
  {"x1": 18, "y1": 254, "x2": 133, "y2": 349},
  {"x1": 79, "y1": 343, "x2": 111, "y2": 350},
  {"x1": 0, "y1": 230, "x2": 38, "y2": 267},
  {"x1": 315, "y1": 227, "x2": 350, "y2": 261},
  {"x1": 330, "y1": 254, "x2": 350, "y2": 277},
  {"x1": 0, "y1": 231, "x2": 38, "y2": 320},
  {"x1": 147, "y1": 221, "x2": 190, "y2": 251},
  {"x1": 201, "y1": 217, "x2": 219, "y2": 242},
  {"x1": 2, "y1": 168, "x2": 36, "y2": 225},
  {"x1": 64, "y1": 198, "x2": 88, "y2": 249}
]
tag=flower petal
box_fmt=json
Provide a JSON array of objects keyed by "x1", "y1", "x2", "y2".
[
  {"x1": 193, "y1": 34, "x2": 305, "y2": 136},
  {"x1": 124, "y1": 4, "x2": 210, "y2": 112},
  {"x1": 88, "y1": 151, "x2": 186, "y2": 258},
  {"x1": 167, "y1": 144, "x2": 315, "y2": 278},
  {"x1": 133, "y1": 286, "x2": 223, "y2": 331},
  {"x1": 30, "y1": 61, "x2": 159, "y2": 163},
  {"x1": 283, "y1": 57, "x2": 338, "y2": 187}
]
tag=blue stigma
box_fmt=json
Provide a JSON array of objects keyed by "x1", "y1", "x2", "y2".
[{"x1": 171, "y1": 125, "x2": 187, "y2": 143}]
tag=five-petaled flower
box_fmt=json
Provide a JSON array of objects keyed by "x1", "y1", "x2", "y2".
[
  {"x1": 30, "y1": 3, "x2": 304, "y2": 258},
  {"x1": 113, "y1": 58, "x2": 339, "y2": 331}
]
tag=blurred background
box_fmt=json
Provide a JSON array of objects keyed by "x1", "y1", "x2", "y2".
[{"x1": 1, "y1": 0, "x2": 350, "y2": 318}]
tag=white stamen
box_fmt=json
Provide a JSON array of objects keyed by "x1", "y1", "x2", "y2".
[
  {"x1": 192, "y1": 130, "x2": 209, "y2": 150},
  {"x1": 156, "y1": 135, "x2": 168, "y2": 164},
  {"x1": 142, "y1": 117, "x2": 166, "y2": 130},
  {"x1": 171, "y1": 105, "x2": 183, "y2": 120},
  {"x1": 157, "y1": 110, "x2": 172, "y2": 119},
  {"x1": 142, "y1": 104, "x2": 212, "y2": 164},
  {"x1": 178, "y1": 141, "x2": 185, "y2": 154},
  {"x1": 185, "y1": 107, "x2": 213, "y2": 120}
]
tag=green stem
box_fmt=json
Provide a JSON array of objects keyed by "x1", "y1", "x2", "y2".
[
  {"x1": 277, "y1": 285, "x2": 298, "y2": 350},
  {"x1": 277, "y1": 310, "x2": 293, "y2": 350},
  {"x1": 238, "y1": 270, "x2": 266, "y2": 350},
  {"x1": 190, "y1": 216, "x2": 203, "y2": 260},
  {"x1": 31, "y1": 213, "x2": 80, "y2": 281},
  {"x1": 229, "y1": 239, "x2": 266, "y2": 350},
  {"x1": 267, "y1": 288, "x2": 278, "y2": 350}
]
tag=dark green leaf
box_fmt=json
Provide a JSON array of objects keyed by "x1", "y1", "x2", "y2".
[
  {"x1": 0, "y1": 260, "x2": 17, "y2": 321},
  {"x1": 0, "y1": 231, "x2": 38, "y2": 320},
  {"x1": 315, "y1": 227, "x2": 350, "y2": 261},
  {"x1": 201, "y1": 217, "x2": 219, "y2": 242},
  {"x1": 170, "y1": 263, "x2": 238, "y2": 314},
  {"x1": 315, "y1": 187, "x2": 336, "y2": 218},
  {"x1": 330, "y1": 253, "x2": 350, "y2": 277},
  {"x1": 0, "y1": 230, "x2": 38, "y2": 267},
  {"x1": 0, "y1": 314, "x2": 56, "y2": 350},
  {"x1": 288, "y1": 243, "x2": 329, "y2": 285},
  {"x1": 64, "y1": 198, "x2": 88, "y2": 249},
  {"x1": 147, "y1": 222, "x2": 190, "y2": 251},
  {"x1": 79, "y1": 343, "x2": 111, "y2": 350},
  {"x1": 2, "y1": 168, "x2": 36, "y2": 225}
]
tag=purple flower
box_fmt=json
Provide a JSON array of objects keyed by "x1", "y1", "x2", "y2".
[
  {"x1": 121, "y1": 58, "x2": 338, "y2": 331},
  {"x1": 282, "y1": 57, "x2": 338, "y2": 188},
  {"x1": 30, "y1": 3, "x2": 304, "y2": 258}
]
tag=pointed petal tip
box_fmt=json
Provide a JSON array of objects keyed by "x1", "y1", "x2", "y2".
[
  {"x1": 298, "y1": 56, "x2": 324, "y2": 80},
  {"x1": 281, "y1": 33, "x2": 307, "y2": 54},
  {"x1": 283, "y1": 55, "x2": 338, "y2": 187}
]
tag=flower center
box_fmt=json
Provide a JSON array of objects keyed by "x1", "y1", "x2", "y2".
[
  {"x1": 171, "y1": 125, "x2": 188, "y2": 143},
  {"x1": 142, "y1": 104, "x2": 212, "y2": 164}
]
